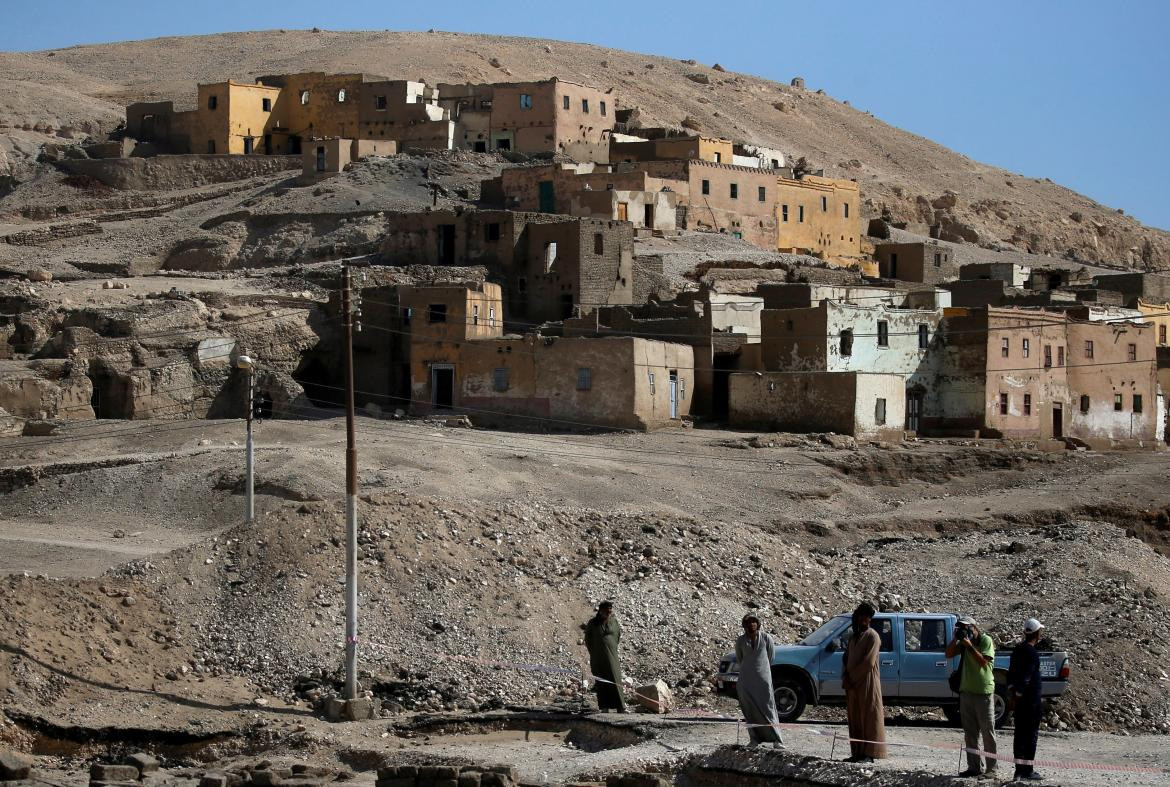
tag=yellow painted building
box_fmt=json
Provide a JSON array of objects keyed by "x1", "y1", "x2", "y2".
[
  {"x1": 1137, "y1": 299, "x2": 1170, "y2": 347},
  {"x1": 774, "y1": 174, "x2": 864, "y2": 269}
]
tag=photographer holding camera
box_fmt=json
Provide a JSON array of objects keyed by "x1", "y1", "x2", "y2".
[{"x1": 946, "y1": 615, "x2": 997, "y2": 778}]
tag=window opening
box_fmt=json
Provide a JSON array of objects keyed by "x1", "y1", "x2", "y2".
[
  {"x1": 262, "y1": 97, "x2": 272, "y2": 112},
  {"x1": 1024, "y1": 394, "x2": 1032, "y2": 415},
  {"x1": 875, "y1": 398, "x2": 887, "y2": 425},
  {"x1": 840, "y1": 329, "x2": 853, "y2": 357},
  {"x1": 918, "y1": 324, "x2": 929, "y2": 349},
  {"x1": 577, "y1": 368, "x2": 592, "y2": 391},
  {"x1": 428, "y1": 304, "x2": 447, "y2": 323},
  {"x1": 207, "y1": 95, "x2": 218, "y2": 110},
  {"x1": 493, "y1": 368, "x2": 509, "y2": 392},
  {"x1": 520, "y1": 93, "x2": 532, "y2": 109},
  {"x1": 1134, "y1": 394, "x2": 1143, "y2": 413},
  {"x1": 999, "y1": 393, "x2": 1009, "y2": 415},
  {"x1": 1114, "y1": 394, "x2": 1123, "y2": 411},
  {"x1": 375, "y1": 95, "x2": 387, "y2": 110},
  {"x1": 1080, "y1": 395, "x2": 1090, "y2": 413},
  {"x1": 877, "y1": 321, "x2": 889, "y2": 347},
  {"x1": 544, "y1": 242, "x2": 558, "y2": 272}
]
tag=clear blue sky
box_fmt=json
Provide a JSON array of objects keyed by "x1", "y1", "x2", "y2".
[{"x1": 4, "y1": 1, "x2": 1168, "y2": 230}]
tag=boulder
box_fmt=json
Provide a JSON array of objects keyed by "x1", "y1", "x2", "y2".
[
  {"x1": 685, "y1": 73, "x2": 710, "y2": 85},
  {"x1": 0, "y1": 750, "x2": 33, "y2": 780},
  {"x1": 26, "y1": 268, "x2": 52, "y2": 282},
  {"x1": 633, "y1": 680, "x2": 673, "y2": 713}
]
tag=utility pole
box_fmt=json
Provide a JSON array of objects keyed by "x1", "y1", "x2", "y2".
[
  {"x1": 236, "y1": 353, "x2": 255, "y2": 524},
  {"x1": 341, "y1": 265, "x2": 360, "y2": 701}
]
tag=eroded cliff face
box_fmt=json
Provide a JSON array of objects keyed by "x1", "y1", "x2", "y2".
[{"x1": 0, "y1": 287, "x2": 328, "y2": 429}]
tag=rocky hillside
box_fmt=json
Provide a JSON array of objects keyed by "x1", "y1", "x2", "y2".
[{"x1": 2, "y1": 30, "x2": 1168, "y2": 269}]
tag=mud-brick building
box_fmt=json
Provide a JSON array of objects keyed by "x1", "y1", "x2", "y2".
[
  {"x1": 874, "y1": 241, "x2": 957, "y2": 286},
  {"x1": 934, "y1": 307, "x2": 1164, "y2": 448},
  {"x1": 127, "y1": 73, "x2": 454, "y2": 155},
  {"x1": 378, "y1": 210, "x2": 639, "y2": 324},
  {"x1": 728, "y1": 371, "x2": 907, "y2": 441},
  {"x1": 436, "y1": 77, "x2": 616, "y2": 160},
  {"x1": 610, "y1": 135, "x2": 734, "y2": 165},
  {"x1": 562, "y1": 288, "x2": 764, "y2": 421},
  {"x1": 743, "y1": 300, "x2": 942, "y2": 434},
  {"x1": 398, "y1": 284, "x2": 692, "y2": 430},
  {"x1": 488, "y1": 159, "x2": 863, "y2": 266}
]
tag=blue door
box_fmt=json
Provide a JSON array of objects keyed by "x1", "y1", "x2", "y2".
[{"x1": 900, "y1": 616, "x2": 956, "y2": 698}]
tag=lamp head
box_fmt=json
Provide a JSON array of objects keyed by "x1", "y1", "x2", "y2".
[{"x1": 236, "y1": 354, "x2": 254, "y2": 370}]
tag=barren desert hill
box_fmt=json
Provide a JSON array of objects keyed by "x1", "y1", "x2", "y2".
[{"x1": 1, "y1": 28, "x2": 1168, "y2": 269}]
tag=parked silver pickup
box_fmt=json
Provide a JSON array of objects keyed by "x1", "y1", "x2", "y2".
[{"x1": 716, "y1": 612, "x2": 1070, "y2": 727}]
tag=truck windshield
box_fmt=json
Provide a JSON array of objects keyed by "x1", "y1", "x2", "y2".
[{"x1": 799, "y1": 616, "x2": 850, "y2": 647}]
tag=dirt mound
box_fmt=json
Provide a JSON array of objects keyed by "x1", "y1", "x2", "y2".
[{"x1": 812, "y1": 445, "x2": 1062, "y2": 485}]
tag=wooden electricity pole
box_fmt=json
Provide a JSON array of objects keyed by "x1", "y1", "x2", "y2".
[{"x1": 341, "y1": 265, "x2": 359, "y2": 700}]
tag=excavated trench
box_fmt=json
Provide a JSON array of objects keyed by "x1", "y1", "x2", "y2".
[
  {"x1": 388, "y1": 711, "x2": 649, "y2": 752},
  {"x1": 4, "y1": 710, "x2": 241, "y2": 760}
]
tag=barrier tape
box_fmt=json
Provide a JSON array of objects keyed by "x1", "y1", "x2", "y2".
[{"x1": 358, "y1": 642, "x2": 1170, "y2": 775}]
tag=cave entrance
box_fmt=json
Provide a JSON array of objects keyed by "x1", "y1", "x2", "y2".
[
  {"x1": 294, "y1": 357, "x2": 337, "y2": 409},
  {"x1": 89, "y1": 369, "x2": 127, "y2": 419}
]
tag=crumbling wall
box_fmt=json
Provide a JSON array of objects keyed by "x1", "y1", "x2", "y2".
[{"x1": 59, "y1": 155, "x2": 301, "y2": 191}]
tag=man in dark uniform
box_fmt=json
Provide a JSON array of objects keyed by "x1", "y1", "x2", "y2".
[{"x1": 1007, "y1": 618, "x2": 1046, "y2": 781}]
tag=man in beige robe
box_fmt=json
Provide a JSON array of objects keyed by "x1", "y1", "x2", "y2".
[{"x1": 842, "y1": 602, "x2": 887, "y2": 762}]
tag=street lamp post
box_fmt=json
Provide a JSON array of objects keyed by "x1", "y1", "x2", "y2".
[{"x1": 236, "y1": 353, "x2": 254, "y2": 524}]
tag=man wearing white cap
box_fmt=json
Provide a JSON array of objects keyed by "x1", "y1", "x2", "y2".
[
  {"x1": 1008, "y1": 618, "x2": 1046, "y2": 781},
  {"x1": 946, "y1": 615, "x2": 997, "y2": 778}
]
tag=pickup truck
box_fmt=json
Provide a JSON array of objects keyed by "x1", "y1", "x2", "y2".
[{"x1": 715, "y1": 612, "x2": 1069, "y2": 727}]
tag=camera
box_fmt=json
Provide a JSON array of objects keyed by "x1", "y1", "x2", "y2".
[{"x1": 954, "y1": 623, "x2": 970, "y2": 641}]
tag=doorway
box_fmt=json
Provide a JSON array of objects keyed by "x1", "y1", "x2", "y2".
[
  {"x1": 243, "y1": 137, "x2": 254, "y2": 155},
  {"x1": 289, "y1": 135, "x2": 302, "y2": 155},
  {"x1": 906, "y1": 390, "x2": 923, "y2": 433},
  {"x1": 1051, "y1": 402, "x2": 1063, "y2": 439},
  {"x1": 538, "y1": 181, "x2": 555, "y2": 213},
  {"x1": 644, "y1": 204, "x2": 654, "y2": 229},
  {"x1": 437, "y1": 224, "x2": 456, "y2": 265},
  {"x1": 712, "y1": 353, "x2": 736, "y2": 422},
  {"x1": 431, "y1": 364, "x2": 455, "y2": 410},
  {"x1": 616, "y1": 202, "x2": 628, "y2": 222},
  {"x1": 263, "y1": 134, "x2": 272, "y2": 154},
  {"x1": 669, "y1": 371, "x2": 679, "y2": 419}
]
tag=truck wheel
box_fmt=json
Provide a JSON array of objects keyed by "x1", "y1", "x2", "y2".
[
  {"x1": 993, "y1": 689, "x2": 1011, "y2": 729},
  {"x1": 772, "y1": 679, "x2": 807, "y2": 722},
  {"x1": 941, "y1": 705, "x2": 962, "y2": 726}
]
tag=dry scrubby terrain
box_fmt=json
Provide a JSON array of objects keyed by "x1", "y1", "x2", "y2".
[
  {"x1": 1, "y1": 29, "x2": 1168, "y2": 268},
  {"x1": 1, "y1": 421, "x2": 1169, "y2": 745}
]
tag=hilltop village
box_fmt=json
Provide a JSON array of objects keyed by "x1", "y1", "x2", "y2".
[{"x1": 5, "y1": 70, "x2": 1132, "y2": 448}]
